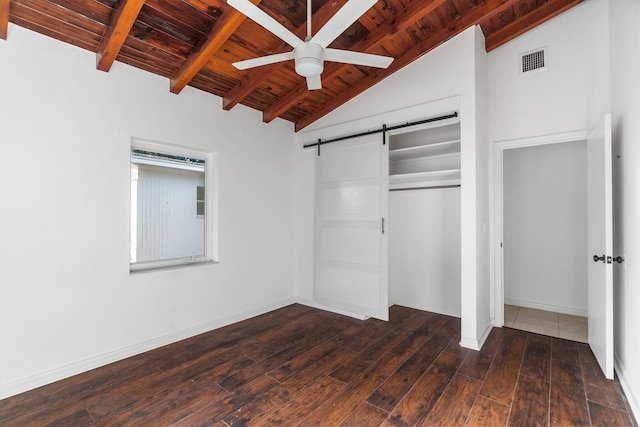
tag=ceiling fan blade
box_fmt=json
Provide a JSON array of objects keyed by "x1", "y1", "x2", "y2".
[
  {"x1": 232, "y1": 51, "x2": 295, "y2": 70},
  {"x1": 324, "y1": 48, "x2": 393, "y2": 68},
  {"x1": 310, "y1": 0, "x2": 377, "y2": 48},
  {"x1": 227, "y1": 0, "x2": 303, "y2": 48},
  {"x1": 306, "y1": 74, "x2": 322, "y2": 90}
]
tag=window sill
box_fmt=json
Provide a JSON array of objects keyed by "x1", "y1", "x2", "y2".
[{"x1": 130, "y1": 258, "x2": 217, "y2": 274}]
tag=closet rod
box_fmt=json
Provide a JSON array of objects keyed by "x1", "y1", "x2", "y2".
[
  {"x1": 389, "y1": 184, "x2": 461, "y2": 192},
  {"x1": 303, "y1": 112, "x2": 458, "y2": 150}
]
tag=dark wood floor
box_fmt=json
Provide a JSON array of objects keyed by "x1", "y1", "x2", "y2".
[{"x1": 1, "y1": 304, "x2": 637, "y2": 426}]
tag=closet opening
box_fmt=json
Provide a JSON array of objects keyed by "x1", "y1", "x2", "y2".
[
  {"x1": 388, "y1": 118, "x2": 462, "y2": 318},
  {"x1": 494, "y1": 135, "x2": 589, "y2": 342}
]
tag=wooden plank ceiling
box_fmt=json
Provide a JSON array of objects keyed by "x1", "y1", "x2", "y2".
[{"x1": 2, "y1": 0, "x2": 583, "y2": 131}]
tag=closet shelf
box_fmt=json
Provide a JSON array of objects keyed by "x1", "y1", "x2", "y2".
[
  {"x1": 389, "y1": 169, "x2": 461, "y2": 189},
  {"x1": 389, "y1": 139, "x2": 461, "y2": 161}
]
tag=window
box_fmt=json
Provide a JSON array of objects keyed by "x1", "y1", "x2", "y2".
[{"x1": 130, "y1": 139, "x2": 216, "y2": 271}]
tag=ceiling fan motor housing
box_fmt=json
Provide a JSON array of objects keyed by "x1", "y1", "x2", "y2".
[{"x1": 294, "y1": 42, "x2": 324, "y2": 77}]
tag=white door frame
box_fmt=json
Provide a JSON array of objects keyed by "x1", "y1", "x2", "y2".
[{"x1": 491, "y1": 129, "x2": 590, "y2": 327}]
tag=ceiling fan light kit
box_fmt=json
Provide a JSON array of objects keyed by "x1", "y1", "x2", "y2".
[
  {"x1": 228, "y1": 0, "x2": 393, "y2": 90},
  {"x1": 295, "y1": 43, "x2": 324, "y2": 77}
]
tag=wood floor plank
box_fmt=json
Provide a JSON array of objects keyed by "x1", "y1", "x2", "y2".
[
  {"x1": 552, "y1": 337, "x2": 581, "y2": 366},
  {"x1": 340, "y1": 402, "x2": 389, "y2": 426},
  {"x1": 96, "y1": 350, "x2": 252, "y2": 420},
  {"x1": 302, "y1": 353, "x2": 405, "y2": 426},
  {"x1": 479, "y1": 333, "x2": 527, "y2": 405},
  {"x1": 520, "y1": 333, "x2": 552, "y2": 382},
  {"x1": 387, "y1": 304, "x2": 418, "y2": 320},
  {"x1": 388, "y1": 306, "x2": 428, "y2": 330},
  {"x1": 480, "y1": 327, "x2": 507, "y2": 355},
  {"x1": 267, "y1": 335, "x2": 350, "y2": 382},
  {"x1": 507, "y1": 375, "x2": 550, "y2": 427},
  {"x1": 1, "y1": 355, "x2": 158, "y2": 426},
  {"x1": 218, "y1": 322, "x2": 342, "y2": 391},
  {"x1": 339, "y1": 321, "x2": 393, "y2": 352},
  {"x1": 86, "y1": 369, "x2": 177, "y2": 421},
  {"x1": 43, "y1": 409, "x2": 95, "y2": 426},
  {"x1": 421, "y1": 373, "x2": 483, "y2": 427},
  {"x1": 223, "y1": 347, "x2": 356, "y2": 426},
  {"x1": 442, "y1": 318, "x2": 472, "y2": 358},
  {"x1": 222, "y1": 376, "x2": 334, "y2": 426},
  {"x1": 466, "y1": 396, "x2": 510, "y2": 427},
  {"x1": 0, "y1": 354, "x2": 152, "y2": 424},
  {"x1": 330, "y1": 327, "x2": 412, "y2": 384},
  {"x1": 456, "y1": 351, "x2": 495, "y2": 382},
  {"x1": 123, "y1": 376, "x2": 229, "y2": 426},
  {"x1": 550, "y1": 355, "x2": 591, "y2": 426},
  {"x1": 367, "y1": 329, "x2": 451, "y2": 412},
  {"x1": 93, "y1": 356, "x2": 233, "y2": 421},
  {"x1": 381, "y1": 352, "x2": 463, "y2": 427},
  {"x1": 457, "y1": 327, "x2": 505, "y2": 381},
  {"x1": 4, "y1": 405, "x2": 95, "y2": 427},
  {"x1": 171, "y1": 374, "x2": 278, "y2": 425},
  {"x1": 278, "y1": 345, "x2": 357, "y2": 389},
  {"x1": 245, "y1": 311, "x2": 349, "y2": 360},
  {"x1": 578, "y1": 344, "x2": 629, "y2": 411},
  {"x1": 2, "y1": 305, "x2": 637, "y2": 427},
  {"x1": 588, "y1": 400, "x2": 635, "y2": 427},
  {"x1": 390, "y1": 314, "x2": 449, "y2": 358},
  {"x1": 257, "y1": 376, "x2": 345, "y2": 425}
]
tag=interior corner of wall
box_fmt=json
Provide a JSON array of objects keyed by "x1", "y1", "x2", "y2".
[{"x1": 615, "y1": 353, "x2": 640, "y2": 423}]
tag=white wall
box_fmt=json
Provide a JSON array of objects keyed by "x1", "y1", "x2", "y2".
[
  {"x1": 610, "y1": 0, "x2": 640, "y2": 419},
  {"x1": 472, "y1": 25, "x2": 492, "y2": 349},
  {"x1": 489, "y1": 0, "x2": 640, "y2": 419},
  {"x1": 0, "y1": 25, "x2": 295, "y2": 398},
  {"x1": 489, "y1": 0, "x2": 609, "y2": 320},
  {"x1": 295, "y1": 26, "x2": 491, "y2": 349},
  {"x1": 503, "y1": 141, "x2": 587, "y2": 315},
  {"x1": 389, "y1": 188, "x2": 461, "y2": 317},
  {"x1": 489, "y1": 0, "x2": 610, "y2": 143}
]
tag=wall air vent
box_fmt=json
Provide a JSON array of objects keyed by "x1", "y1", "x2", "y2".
[{"x1": 520, "y1": 47, "x2": 547, "y2": 74}]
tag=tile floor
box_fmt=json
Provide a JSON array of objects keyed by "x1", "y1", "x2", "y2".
[{"x1": 504, "y1": 305, "x2": 588, "y2": 343}]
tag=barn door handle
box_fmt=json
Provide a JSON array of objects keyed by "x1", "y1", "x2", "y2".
[
  {"x1": 381, "y1": 217, "x2": 385, "y2": 235},
  {"x1": 593, "y1": 254, "x2": 605, "y2": 263}
]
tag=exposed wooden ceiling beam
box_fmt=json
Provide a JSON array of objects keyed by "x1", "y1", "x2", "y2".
[
  {"x1": 222, "y1": 0, "x2": 349, "y2": 111},
  {"x1": 262, "y1": 0, "x2": 452, "y2": 124},
  {"x1": 485, "y1": 0, "x2": 584, "y2": 52},
  {"x1": 0, "y1": 0, "x2": 9, "y2": 40},
  {"x1": 96, "y1": 0, "x2": 145, "y2": 72},
  {"x1": 293, "y1": 0, "x2": 522, "y2": 131},
  {"x1": 170, "y1": 0, "x2": 262, "y2": 95}
]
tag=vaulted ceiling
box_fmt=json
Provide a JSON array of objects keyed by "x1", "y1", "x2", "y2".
[{"x1": 1, "y1": 0, "x2": 583, "y2": 131}]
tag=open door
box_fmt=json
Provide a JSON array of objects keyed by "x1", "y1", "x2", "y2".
[
  {"x1": 314, "y1": 132, "x2": 389, "y2": 320},
  {"x1": 587, "y1": 113, "x2": 614, "y2": 379}
]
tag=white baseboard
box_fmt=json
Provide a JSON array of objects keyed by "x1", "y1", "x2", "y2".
[
  {"x1": 295, "y1": 296, "x2": 367, "y2": 320},
  {"x1": 615, "y1": 354, "x2": 640, "y2": 424},
  {"x1": 0, "y1": 297, "x2": 296, "y2": 400},
  {"x1": 504, "y1": 298, "x2": 587, "y2": 317},
  {"x1": 460, "y1": 322, "x2": 493, "y2": 351}
]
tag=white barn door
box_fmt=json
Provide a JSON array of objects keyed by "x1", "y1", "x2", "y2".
[
  {"x1": 587, "y1": 113, "x2": 614, "y2": 379},
  {"x1": 315, "y1": 133, "x2": 389, "y2": 320}
]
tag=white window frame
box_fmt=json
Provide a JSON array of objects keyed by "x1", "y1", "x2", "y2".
[{"x1": 130, "y1": 137, "x2": 218, "y2": 272}]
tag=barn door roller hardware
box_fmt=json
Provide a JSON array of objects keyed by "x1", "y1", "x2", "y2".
[{"x1": 305, "y1": 112, "x2": 458, "y2": 156}]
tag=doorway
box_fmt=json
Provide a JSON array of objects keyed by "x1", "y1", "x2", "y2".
[
  {"x1": 502, "y1": 140, "x2": 588, "y2": 342},
  {"x1": 494, "y1": 117, "x2": 614, "y2": 379},
  {"x1": 492, "y1": 129, "x2": 591, "y2": 335}
]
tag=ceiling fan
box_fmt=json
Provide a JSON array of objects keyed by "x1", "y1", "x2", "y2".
[{"x1": 227, "y1": 0, "x2": 394, "y2": 90}]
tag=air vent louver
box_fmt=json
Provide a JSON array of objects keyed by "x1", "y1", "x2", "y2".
[{"x1": 521, "y1": 48, "x2": 547, "y2": 73}]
